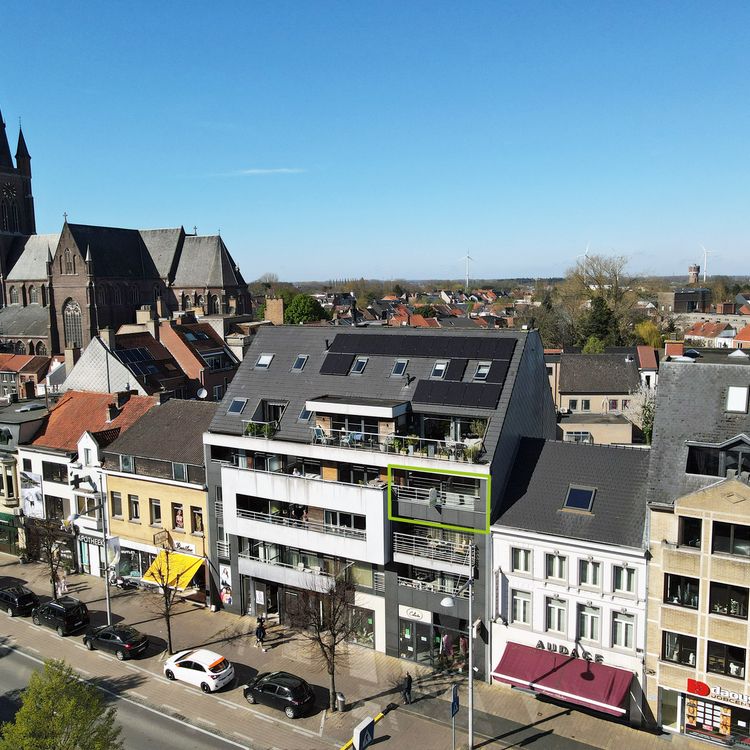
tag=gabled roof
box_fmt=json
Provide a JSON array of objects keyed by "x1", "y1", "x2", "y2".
[
  {"x1": 636, "y1": 345, "x2": 658, "y2": 371},
  {"x1": 30, "y1": 390, "x2": 157, "y2": 453},
  {"x1": 6, "y1": 234, "x2": 60, "y2": 280},
  {"x1": 496, "y1": 438, "x2": 649, "y2": 548},
  {"x1": 559, "y1": 354, "x2": 640, "y2": 394},
  {"x1": 62, "y1": 337, "x2": 149, "y2": 396},
  {"x1": 173, "y1": 235, "x2": 245, "y2": 288},
  {"x1": 734, "y1": 325, "x2": 750, "y2": 343},
  {"x1": 138, "y1": 227, "x2": 184, "y2": 279}
]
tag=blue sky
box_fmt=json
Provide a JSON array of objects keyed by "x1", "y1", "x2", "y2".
[{"x1": 2, "y1": 2, "x2": 748, "y2": 282}]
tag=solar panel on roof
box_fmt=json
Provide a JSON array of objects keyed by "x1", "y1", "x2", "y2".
[
  {"x1": 486, "y1": 359, "x2": 510, "y2": 383},
  {"x1": 444, "y1": 358, "x2": 468, "y2": 381},
  {"x1": 320, "y1": 352, "x2": 356, "y2": 375}
]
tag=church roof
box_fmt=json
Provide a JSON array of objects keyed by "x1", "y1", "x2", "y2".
[
  {"x1": 6, "y1": 233, "x2": 59, "y2": 280},
  {"x1": 138, "y1": 227, "x2": 184, "y2": 279},
  {"x1": 0, "y1": 303, "x2": 49, "y2": 337},
  {"x1": 173, "y1": 235, "x2": 246, "y2": 288},
  {"x1": 15, "y1": 127, "x2": 29, "y2": 160},
  {"x1": 0, "y1": 109, "x2": 13, "y2": 169}
]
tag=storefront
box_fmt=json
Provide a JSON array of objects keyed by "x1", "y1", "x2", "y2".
[
  {"x1": 77, "y1": 532, "x2": 104, "y2": 576},
  {"x1": 0, "y1": 512, "x2": 19, "y2": 555},
  {"x1": 115, "y1": 539, "x2": 158, "y2": 581},
  {"x1": 142, "y1": 548, "x2": 207, "y2": 604},
  {"x1": 398, "y1": 605, "x2": 469, "y2": 671}
]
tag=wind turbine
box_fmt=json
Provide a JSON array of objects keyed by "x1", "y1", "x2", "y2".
[
  {"x1": 460, "y1": 252, "x2": 473, "y2": 292},
  {"x1": 576, "y1": 243, "x2": 590, "y2": 286},
  {"x1": 700, "y1": 245, "x2": 711, "y2": 283}
]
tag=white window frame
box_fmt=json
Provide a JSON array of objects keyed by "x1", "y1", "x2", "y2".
[
  {"x1": 150, "y1": 498, "x2": 162, "y2": 526},
  {"x1": 578, "y1": 559, "x2": 601, "y2": 588},
  {"x1": 291, "y1": 354, "x2": 308, "y2": 373},
  {"x1": 227, "y1": 398, "x2": 247, "y2": 415},
  {"x1": 431, "y1": 360, "x2": 449, "y2": 379},
  {"x1": 298, "y1": 408, "x2": 312, "y2": 423},
  {"x1": 613, "y1": 565, "x2": 636, "y2": 594},
  {"x1": 474, "y1": 362, "x2": 491, "y2": 381},
  {"x1": 255, "y1": 353, "x2": 274, "y2": 370},
  {"x1": 172, "y1": 462, "x2": 187, "y2": 482},
  {"x1": 545, "y1": 553, "x2": 567, "y2": 582},
  {"x1": 351, "y1": 357, "x2": 368, "y2": 375},
  {"x1": 727, "y1": 386, "x2": 749, "y2": 413},
  {"x1": 120, "y1": 455, "x2": 134, "y2": 473},
  {"x1": 511, "y1": 589, "x2": 532, "y2": 626},
  {"x1": 577, "y1": 604, "x2": 601, "y2": 643},
  {"x1": 612, "y1": 611, "x2": 635, "y2": 649},
  {"x1": 511, "y1": 547, "x2": 532, "y2": 574},
  {"x1": 391, "y1": 359, "x2": 408, "y2": 377},
  {"x1": 545, "y1": 597, "x2": 567, "y2": 634}
]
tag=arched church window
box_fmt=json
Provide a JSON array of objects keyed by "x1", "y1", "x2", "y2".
[
  {"x1": 9, "y1": 287, "x2": 18, "y2": 305},
  {"x1": 35, "y1": 341, "x2": 47, "y2": 355},
  {"x1": 64, "y1": 249, "x2": 74, "y2": 275},
  {"x1": 29, "y1": 286, "x2": 38, "y2": 304},
  {"x1": 0, "y1": 201, "x2": 8, "y2": 232},
  {"x1": 114, "y1": 286, "x2": 122, "y2": 305},
  {"x1": 14, "y1": 340, "x2": 24, "y2": 354},
  {"x1": 209, "y1": 295, "x2": 220, "y2": 315},
  {"x1": 63, "y1": 299, "x2": 83, "y2": 348}
]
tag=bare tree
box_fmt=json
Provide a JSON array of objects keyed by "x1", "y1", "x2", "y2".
[
  {"x1": 622, "y1": 383, "x2": 657, "y2": 444},
  {"x1": 25, "y1": 518, "x2": 67, "y2": 600},
  {"x1": 143, "y1": 547, "x2": 182, "y2": 654},
  {"x1": 286, "y1": 573, "x2": 357, "y2": 711}
]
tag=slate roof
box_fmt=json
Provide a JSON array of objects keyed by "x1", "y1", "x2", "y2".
[
  {"x1": 647, "y1": 360, "x2": 750, "y2": 507},
  {"x1": 173, "y1": 235, "x2": 245, "y2": 288},
  {"x1": 496, "y1": 438, "x2": 649, "y2": 549},
  {"x1": 105, "y1": 399, "x2": 216, "y2": 465},
  {"x1": 6, "y1": 233, "x2": 60, "y2": 280},
  {"x1": 138, "y1": 228, "x2": 184, "y2": 279},
  {"x1": 31, "y1": 390, "x2": 157, "y2": 453},
  {"x1": 558, "y1": 353, "x2": 640, "y2": 394},
  {"x1": 67, "y1": 224, "x2": 160, "y2": 279},
  {"x1": 62, "y1": 338, "x2": 149, "y2": 396},
  {"x1": 0, "y1": 303, "x2": 50, "y2": 337}
]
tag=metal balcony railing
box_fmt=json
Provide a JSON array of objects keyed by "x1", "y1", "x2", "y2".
[
  {"x1": 238, "y1": 551, "x2": 334, "y2": 579},
  {"x1": 393, "y1": 531, "x2": 474, "y2": 565},
  {"x1": 242, "y1": 419, "x2": 279, "y2": 438},
  {"x1": 373, "y1": 571, "x2": 385, "y2": 592},
  {"x1": 391, "y1": 484, "x2": 481, "y2": 508},
  {"x1": 236, "y1": 508, "x2": 366, "y2": 541},
  {"x1": 216, "y1": 540, "x2": 230, "y2": 558},
  {"x1": 397, "y1": 575, "x2": 470, "y2": 598}
]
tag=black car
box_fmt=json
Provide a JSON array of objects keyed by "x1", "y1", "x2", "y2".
[
  {"x1": 83, "y1": 624, "x2": 149, "y2": 660},
  {"x1": 0, "y1": 584, "x2": 39, "y2": 617},
  {"x1": 31, "y1": 596, "x2": 89, "y2": 636},
  {"x1": 243, "y1": 671, "x2": 316, "y2": 719}
]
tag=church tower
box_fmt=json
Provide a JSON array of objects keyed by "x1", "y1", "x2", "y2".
[{"x1": 0, "y1": 107, "x2": 35, "y2": 235}]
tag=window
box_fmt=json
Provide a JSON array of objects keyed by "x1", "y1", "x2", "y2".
[
  {"x1": 291, "y1": 355, "x2": 308, "y2": 372},
  {"x1": 710, "y1": 582, "x2": 749, "y2": 619},
  {"x1": 297, "y1": 408, "x2": 312, "y2": 423},
  {"x1": 63, "y1": 248, "x2": 74, "y2": 275},
  {"x1": 564, "y1": 431, "x2": 592, "y2": 444},
  {"x1": 255, "y1": 353, "x2": 274, "y2": 370},
  {"x1": 568, "y1": 399, "x2": 578, "y2": 411},
  {"x1": 120, "y1": 455, "x2": 134, "y2": 473},
  {"x1": 545, "y1": 553, "x2": 567, "y2": 581},
  {"x1": 612, "y1": 612, "x2": 635, "y2": 649},
  {"x1": 76, "y1": 495, "x2": 98, "y2": 518},
  {"x1": 511, "y1": 548, "x2": 531, "y2": 574},
  {"x1": 713, "y1": 521, "x2": 750, "y2": 557},
  {"x1": 324, "y1": 510, "x2": 366, "y2": 532},
  {"x1": 191, "y1": 507, "x2": 204, "y2": 535},
  {"x1": 613, "y1": 565, "x2": 635, "y2": 594},
  {"x1": 431, "y1": 360, "x2": 448, "y2": 379},
  {"x1": 213, "y1": 385, "x2": 223, "y2": 400},
  {"x1": 22, "y1": 458, "x2": 31, "y2": 472},
  {"x1": 563, "y1": 485, "x2": 595, "y2": 512},
  {"x1": 578, "y1": 559, "x2": 601, "y2": 587},
  {"x1": 685, "y1": 445, "x2": 721, "y2": 476},
  {"x1": 350, "y1": 357, "x2": 368, "y2": 374},
  {"x1": 545, "y1": 597, "x2": 567, "y2": 634},
  {"x1": 150, "y1": 498, "x2": 162, "y2": 526},
  {"x1": 608, "y1": 399, "x2": 619, "y2": 411},
  {"x1": 29, "y1": 286, "x2": 38, "y2": 304},
  {"x1": 474, "y1": 362, "x2": 491, "y2": 381},
  {"x1": 679, "y1": 517, "x2": 702, "y2": 548},
  {"x1": 391, "y1": 359, "x2": 408, "y2": 377},
  {"x1": 128, "y1": 495, "x2": 140, "y2": 521},
  {"x1": 227, "y1": 398, "x2": 247, "y2": 415},
  {"x1": 726, "y1": 386, "x2": 749, "y2": 413},
  {"x1": 111, "y1": 491, "x2": 122, "y2": 518},
  {"x1": 546, "y1": 366, "x2": 553, "y2": 376},
  {"x1": 664, "y1": 573, "x2": 699, "y2": 609},
  {"x1": 663, "y1": 631, "x2": 696, "y2": 666},
  {"x1": 172, "y1": 504, "x2": 184, "y2": 531},
  {"x1": 42, "y1": 461, "x2": 66, "y2": 484},
  {"x1": 511, "y1": 590, "x2": 531, "y2": 625},
  {"x1": 577, "y1": 604, "x2": 600, "y2": 642},
  {"x1": 581, "y1": 399, "x2": 591, "y2": 411},
  {"x1": 83, "y1": 448, "x2": 92, "y2": 466},
  {"x1": 172, "y1": 463, "x2": 187, "y2": 482},
  {"x1": 621, "y1": 399, "x2": 630, "y2": 409},
  {"x1": 708, "y1": 642, "x2": 746, "y2": 678},
  {"x1": 62, "y1": 298, "x2": 83, "y2": 348},
  {"x1": 9, "y1": 287, "x2": 18, "y2": 304}
]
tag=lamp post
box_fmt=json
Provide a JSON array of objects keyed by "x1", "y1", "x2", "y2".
[{"x1": 441, "y1": 544, "x2": 476, "y2": 750}]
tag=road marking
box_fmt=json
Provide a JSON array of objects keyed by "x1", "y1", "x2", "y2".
[
  {"x1": 77, "y1": 668, "x2": 91, "y2": 675},
  {"x1": 252, "y1": 712, "x2": 274, "y2": 723},
  {"x1": 233, "y1": 732, "x2": 252, "y2": 742},
  {"x1": 217, "y1": 698, "x2": 239, "y2": 710},
  {"x1": 161, "y1": 704, "x2": 180, "y2": 714},
  {"x1": 74, "y1": 644, "x2": 87, "y2": 651},
  {"x1": 200, "y1": 718, "x2": 217, "y2": 727},
  {"x1": 125, "y1": 664, "x2": 140, "y2": 672},
  {"x1": 129, "y1": 692, "x2": 148, "y2": 700},
  {"x1": 319, "y1": 710, "x2": 326, "y2": 736},
  {"x1": 97, "y1": 653, "x2": 110, "y2": 660},
  {"x1": 26, "y1": 646, "x2": 39, "y2": 653}
]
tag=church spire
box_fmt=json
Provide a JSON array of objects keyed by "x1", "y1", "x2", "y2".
[
  {"x1": 15, "y1": 126, "x2": 31, "y2": 178},
  {"x1": 0, "y1": 108, "x2": 13, "y2": 169}
]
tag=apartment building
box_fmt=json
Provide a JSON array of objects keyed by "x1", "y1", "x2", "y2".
[
  {"x1": 204, "y1": 326, "x2": 555, "y2": 671},
  {"x1": 646, "y1": 353, "x2": 750, "y2": 744}
]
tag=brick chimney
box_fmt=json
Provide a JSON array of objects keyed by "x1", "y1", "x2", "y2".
[
  {"x1": 106, "y1": 402, "x2": 119, "y2": 422},
  {"x1": 99, "y1": 327, "x2": 116, "y2": 350},
  {"x1": 665, "y1": 340, "x2": 684, "y2": 358},
  {"x1": 64, "y1": 344, "x2": 81, "y2": 377},
  {"x1": 135, "y1": 305, "x2": 159, "y2": 340},
  {"x1": 265, "y1": 297, "x2": 284, "y2": 325},
  {"x1": 115, "y1": 391, "x2": 131, "y2": 408}
]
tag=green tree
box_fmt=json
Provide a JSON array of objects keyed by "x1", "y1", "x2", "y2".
[
  {"x1": 578, "y1": 297, "x2": 618, "y2": 346},
  {"x1": 635, "y1": 320, "x2": 663, "y2": 348},
  {"x1": 284, "y1": 294, "x2": 328, "y2": 324},
  {"x1": 0, "y1": 659, "x2": 123, "y2": 750},
  {"x1": 622, "y1": 384, "x2": 657, "y2": 444},
  {"x1": 582, "y1": 335, "x2": 606, "y2": 354}
]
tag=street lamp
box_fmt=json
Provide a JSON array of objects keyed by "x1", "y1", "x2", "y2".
[{"x1": 441, "y1": 544, "x2": 477, "y2": 750}]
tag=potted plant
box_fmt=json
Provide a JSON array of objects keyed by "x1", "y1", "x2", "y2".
[
  {"x1": 469, "y1": 419, "x2": 487, "y2": 438},
  {"x1": 464, "y1": 444, "x2": 481, "y2": 463},
  {"x1": 406, "y1": 435, "x2": 419, "y2": 455},
  {"x1": 262, "y1": 422, "x2": 276, "y2": 439}
]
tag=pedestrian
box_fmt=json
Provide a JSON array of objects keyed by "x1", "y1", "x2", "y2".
[
  {"x1": 59, "y1": 571, "x2": 68, "y2": 595},
  {"x1": 255, "y1": 618, "x2": 267, "y2": 651},
  {"x1": 402, "y1": 671, "x2": 413, "y2": 705}
]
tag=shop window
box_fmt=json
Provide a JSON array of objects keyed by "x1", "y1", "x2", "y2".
[
  {"x1": 612, "y1": 612, "x2": 635, "y2": 649},
  {"x1": 128, "y1": 495, "x2": 140, "y2": 521},
  {"x1": 191, "y1": 507, "x2": 204, "y2": 535},
  {"x1": 679, "y1": 516, "x2": 702, "y2": 548},
  {"x1": 709, "y1": 583, "x2": 748, "y2": 619},
  {"x1": 150, "y1": 498, "x2": 162, "y2": 527},
  {"x1": 664, "y1": 573, "x2": 699, "y2": 609},
  {"x1": 511, "y1": 547, "x2": 531, "y2": 574},
  {"x1": 347, "y1": 606, "x2": 375, "y2": 648},
  {"x1": 613, "y1": 565, "x2": 635, "y2": 594},
  {"x1": 578, "y1": 559, "x2": 601, "y2": 587},
  {"x1": 111, "y1": 491, "x2": 122, "y2": 518},
  {"x1": 511, "y1": 590, "x2": 531, "y2": 625},
  {"x1": 172, "y1": 504, "x2": 185, "y2": 531},
  {"x1": 713, "y1": 521, "x2": 750, "y2": 557},
  {"x1": 662, "y1": 631, "x2": 696, "y2": 666},
  {"x1": 545, "y1": 553, "x2": 567, "y2": 582},
  {"x1": 545, "y1": 597, "x2": 567, "y2": 634},
  {"x1": 707, "y1": 641, "x2": 746, "y2": 679}
]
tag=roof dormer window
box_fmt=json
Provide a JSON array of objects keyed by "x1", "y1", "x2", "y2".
[
  {"x1": 255, "y1": 353, "x2": 274, "y2": 370},
  {"x1": 350, "y1": 357, "x2": 368, "y2": 375},
  {"x1": 474, "y1": 362, "x2": 491, "y2": 381},
  {"x1": 430, "y1": 360, "x2": 448, "y2": 379}
]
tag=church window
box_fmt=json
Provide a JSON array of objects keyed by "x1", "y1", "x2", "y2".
[
  {"x1": 41, "y1": 285, "x2": 47, "y2": 306},
  {"x1": 63, "y1": 299, "x2": 83, "y2": 348},
  {"x1": 35, "y1": 341, "x2": 47, "y2": 355},
  {"x1": 209, "y1": 295, "x2": 220, "y2": 315},
  {"x1": 197, "y1": 295, "x2": 204, "y2": 310},
  {"x1": 113, "y1": 286, "x2": 122, "y2": 305},
  {"x1": 0, "y1": 201, "x2": 8, "y2": 232},
  {"x1": 131, "y1": 286, "x2": 139, "y2": 304},
  {"x1": 64, "y1": 249, "x2": 74, "y2": 275},
  {"x1": 9, "y1": 287, "x2": 18, "y2": 305},
  {"x1": 14, "y1": 341, "x2": 24, "y2": 354},
  {"x1": 10, "y1": 203, "x2": 19, "y2": 233},
  {"x1": 184, "y1": 294, "x2": 193, "y2": 310},
  {"x1": 97, "y1": 287, "x2": 105, "y2": 305},
  {"x1": 29, "y1": 286, "x2": 38, "y2": 304}
]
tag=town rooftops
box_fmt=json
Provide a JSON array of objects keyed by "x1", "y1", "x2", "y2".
[
  {"x1": 559, "y1": 353, "x2": 640, "y2": 394},
  {"x1": 496, "y1": 438, "x2": 650, "y2": 548}
]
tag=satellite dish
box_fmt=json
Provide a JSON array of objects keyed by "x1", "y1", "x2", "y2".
[{"x1": 197, "y1": 388, "x2": 208, "y2": 399}]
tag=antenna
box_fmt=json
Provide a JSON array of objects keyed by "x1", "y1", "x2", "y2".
[
  {"x1": 197, "y1": 388, "x2": 208, "y2": 400},
  {"x1": 460, "y1": 252, "x2": 473, "y2": 291},
  {"x1": 700, "y1": 245, "x2": 711, "y2": 283}
]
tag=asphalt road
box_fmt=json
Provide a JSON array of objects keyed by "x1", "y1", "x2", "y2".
[{"x1": 0, "y1": 642, "x2": 251, "y2": 750}]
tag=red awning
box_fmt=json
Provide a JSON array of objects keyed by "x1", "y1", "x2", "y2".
[{"x1": 492, "y1": 643, "x2": 633, "y2": 716}]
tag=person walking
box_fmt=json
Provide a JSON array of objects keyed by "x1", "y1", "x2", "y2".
[
  {"x1": 255, "y1": 618, "x2": 267, "y2": 652},
  {"x1": 402, "y1": 671, "x2": 413, "y2": 705}
]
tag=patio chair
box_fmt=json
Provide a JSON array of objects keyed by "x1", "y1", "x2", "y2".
[{"x1": 312, "y1": 426, "x2": 332, "y2": 445}]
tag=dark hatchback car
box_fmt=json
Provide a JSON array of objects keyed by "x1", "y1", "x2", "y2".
[
  {"x1": 0, "y1": 584, "x2": 39, "y2": 617},
  {"x1": 83, "y1": 624, "x2": 149, "y2": 660},
  {"x1": 244, "y1": 671, "x2": 316, "y2": 719},
  {"x1": 31, "y1": 596, "x2": 89, "y2": 636}
]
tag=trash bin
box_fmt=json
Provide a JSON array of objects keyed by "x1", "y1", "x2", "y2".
[{"x1": 336, "y1": 691, "x2": 346, "y2": 712}]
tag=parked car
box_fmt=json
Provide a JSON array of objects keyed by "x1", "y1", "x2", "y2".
[
  {"x1": 243, "y1": 671, "x2": 316, "y2": 718},
  {"x1": 163, "y1": 648, "x2": 234, "y2": 693},
  {"x1": 0, "y1": 584, "x2": 39, "y2": 617},
  {"x1": 31, "y1": 596, "x2": 89, "y2": 636},
  {"x1": 83, "y1": 624, "x2": 149, "y2": 660}
]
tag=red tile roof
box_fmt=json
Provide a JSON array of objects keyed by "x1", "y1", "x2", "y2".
[
  {"x1": 31, "y1": 391, "x2": 158, "y2": 452},
  {"x1": 636, "y1": 345, "x2": 658, "y2": 370},
  {"x1": 734, "y1": 325, "x2": 750, "y2": 343},
  {"x1": 741, "y1": 304, "x2": 750, "y2": 316}
]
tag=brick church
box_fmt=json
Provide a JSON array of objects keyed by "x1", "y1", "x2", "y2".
[{"x1": 0, "y1": 106, "x2": 250, "y2": 355}]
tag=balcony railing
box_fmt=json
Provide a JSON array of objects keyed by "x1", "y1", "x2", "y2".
[
  {"x1": 242, "y1": 419, "x2": 279, "y2": 438},
  {"x1": 310, "y1": 427, "x2": 485, "y2": 464},
  {"x1": 397, "y1": 575, "x2": 469, "y2": 598},
  {"x1": 392, "y1": 484, "x2": 481, "y2": 508},
  {"x1": 216, "y1": 540, "x2": 230, "y2": 558},
  {"x1": 236, "y1": 508, "x2": 366, "y2": 541},
  {"x1": 393, "y1": 531, "x2": 473, "y2": 565},
  {"x1": 238, "y1": 551, "x2": 334, "y2": 579},
  {"x1": 373, "y1": 571, "x2": 385, "y2": 592}
]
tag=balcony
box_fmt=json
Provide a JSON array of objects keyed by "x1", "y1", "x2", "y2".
[
  {"x1": 237, "y1": 508, "x2": 366, "y2": 541},
  {"x1": 238, "y1": 551, "x2": 334, "y2": 591},
  {"x1": 216, "y1": 540, "x2": 230, "y2": 558},
  {"x1": 397, "y1": 574, "x2": 469, "y2": 599},
  {"x1": 393, "y1": 531, "x2": 473, "y2": 567},
  {"x1": 391, "y1": 484, "x2": 482, "y2": 509},
  {"x1": 242, "y1": 419, "x2": 278, "y2": 439}
]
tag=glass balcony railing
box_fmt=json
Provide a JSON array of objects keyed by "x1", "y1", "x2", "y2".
[
  {"x1": 238, "y1": 550, "x2": 334, "y2": 579},
  {"x1": 236, "y1": 507, "x2": 366, "y2": 541},
  {"x1": 391, "y1": 484, "x2": 481, "y2": 508},
  {"x1": 393, "y1": 531, "x2": 473, "y2": 565},
  {"x1": 397, "y1": 575, "x2": 469, "y2": 598}
]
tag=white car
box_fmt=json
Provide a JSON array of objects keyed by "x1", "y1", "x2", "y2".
[{"x1": 163, "y1": 648, "x2": 235, "y2": 693}]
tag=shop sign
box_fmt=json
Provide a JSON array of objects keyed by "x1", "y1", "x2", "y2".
[
  {"x1": 398, "y1": 604, "x2": 432, "y2": 624},
  {"x1": 173, "y1": 539, "x2": 195, "y2": 554},
  {"x1": 688, "y1": 678, "x2": 750, "y2": 708},
  {"x1": 535, "y1": 640, "x2": 604, "y2": 664},
  {"x1": 79, "y1": 534, "x2": 104, "y2": 547}
]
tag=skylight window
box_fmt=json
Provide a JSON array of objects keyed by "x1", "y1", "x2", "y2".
[
  {"x1": 291, "y1": 354, "x2": 308, "y2": 372},
  {"x1": 298, "y1": 408, "x2": 312, "y2": 423},
  {"x1": 726, "y1": 386, "x2": 749, "y2": 413},
  {"x1": 227, "y1": 398, "x2": 247, "y2": 415},
  {"x1": 563, "y1": 485, "x2": 596, "y2": 512},
  {"x1": 474, "y1": 362, "x2": 491, "y2": 381},
  {"x1": 392, "y1": 359, "x2": 408, "y2": 377},
  {"x1": 255, "y1": 353, "x2": 274, "y2": 370},
  {"x1": 351, "y1": 357, "x2": 368, "y2": 375},
  {"x1": 431, "y1": 360, "x2": 449, "y2": 379}
]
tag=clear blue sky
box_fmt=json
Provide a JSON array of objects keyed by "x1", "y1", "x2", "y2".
[{"x1": 2, "y1": 2, "x2": 748, "y2": 282}]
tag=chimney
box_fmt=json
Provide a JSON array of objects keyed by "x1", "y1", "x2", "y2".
[
  {"x1": 106, "y1": 402, "x2": 119, "y2": 422},
  {"x1": 264, "y1": 297, "x2": 284, "y2": 326},
  {"x1": 665, "y1": 341, "x2": 684, "y2": 358},
  {"x1": 115, "y1": 391, "x2": 131, "y2": 408},
  {"x1": 64, "y1": 344, "x2": 81, "y2": 376},
  {"x1": 156, "y1": 296, "x2": 168, "y2": 319},
  {"x1": 136, "y1": 305, "x2": 159, "y2": 340},
  {"x1": 99, "y1": 327, "x2": 115, "y2": 350}
]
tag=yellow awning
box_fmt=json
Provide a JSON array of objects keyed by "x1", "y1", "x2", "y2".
[{"x1": 142, "y1": 550, "x2": 204, "y2": 590}]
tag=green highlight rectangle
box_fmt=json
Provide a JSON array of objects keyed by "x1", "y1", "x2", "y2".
[{"x1": 387, "y1": 463, "x2": 491, "y2": 534}]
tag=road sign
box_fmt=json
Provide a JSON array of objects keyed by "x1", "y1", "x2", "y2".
[
  {"x1": 353, "y1": 716, "x2": 375, "y2": 750},
  {"x1": 451, "y1": 684, "x2": 460, "y2": 718}
]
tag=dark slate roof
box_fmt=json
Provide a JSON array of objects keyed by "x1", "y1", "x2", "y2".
[
  {"x1": 558, "y1": 353, "x2": 640, "y2": 394},
  {"x1": 173, "y1": 236, "x2": 245, "y2": 288},
  {"x1": 647, "y1": 360, "x2": 750, "y2": 507},
  {"x1": 7, "y1": 233, "x2": 60, "y2": 280},
  {"x1": 0, "y1": 111, "x2": 12, "y2": 168},
  {"x1": 139, "y1": 228, "x2": 184, "y2": 279},
  {"x1": 105, "y1": 399, "x2": 217, "y2": 465},
  {"x1": 67, "y1": 224, "x2": 160, "y2": 279},
  {"x1": 0, "y1": 303, "x2": 50, "y2": 337},
  {"x1": 496, "y1": 438, "x2": 650, "y2": 548}
]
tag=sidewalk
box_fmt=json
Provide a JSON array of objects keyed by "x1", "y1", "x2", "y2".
[{"x1": 1, "y1": 555, "x2": 704, "y2": 750}]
